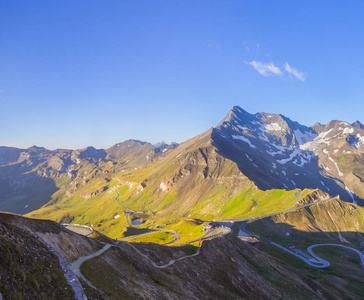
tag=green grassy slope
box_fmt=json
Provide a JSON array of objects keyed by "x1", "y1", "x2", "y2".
[
  {"x1": 27, "y1": 129, "x2": 323, "y2": 241},
  {"x1": 247, "y1": 198, "x2": 364, "y2": 248}
]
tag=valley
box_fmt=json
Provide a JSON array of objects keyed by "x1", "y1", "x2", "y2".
[{"x1": 1, "y1": 106, "x2": 364, "y2": 299}]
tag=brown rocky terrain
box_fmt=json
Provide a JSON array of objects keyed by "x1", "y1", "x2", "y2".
[
  {"x1": 0, "y1": 216, "x2": 75, "y2": 299},
  {"x1": 0, "y1": 212, "x2": 101, "y2": 263},
  {"x1": 81, "y1": 234, "x2": 336, "y2": 300}
]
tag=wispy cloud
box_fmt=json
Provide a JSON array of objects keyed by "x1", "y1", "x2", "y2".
[
  {"x1": 284, "y1": 62, "x2": 306, "y2": 82},
  {"x1": 246, "y1": 60, "x2": 306, "y2": 82},
  {"x1": 246, "y1": 60, "x2": 282, "y2": 77}
]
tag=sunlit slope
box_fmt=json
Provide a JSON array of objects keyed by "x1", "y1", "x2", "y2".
[
  {"x1": 248, "y1": 198, "x2": 364, "y2": 247},
  {"x1": 27, "y1": 129, "x2": 322, "y2": 238}
]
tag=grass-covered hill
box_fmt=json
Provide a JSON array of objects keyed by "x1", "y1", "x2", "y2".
[
  {"x1": 26, "y1": 127, "x2": 326, "y2": 240},
  {"x1": 247, "y1": 198, "x2": 364, "y2": 248},
  {"x1": 0, "y1": 141, "x2": 175, "y2": 216},
  {"x1": 2, "y1": 106, "x2": 364, "y2": 243}
]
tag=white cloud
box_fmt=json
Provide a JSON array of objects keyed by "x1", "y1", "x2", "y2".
[
  {"x1": 284, "y1": 63, "x2": 306, "y2": 82},
  {"x1": 246, "y1": 60, "x2": 282, "y2": 77}
]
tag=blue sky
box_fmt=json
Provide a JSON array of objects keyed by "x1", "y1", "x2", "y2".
[{"x1": 1, "y1": 1, "x2": 364, "y2": 149}]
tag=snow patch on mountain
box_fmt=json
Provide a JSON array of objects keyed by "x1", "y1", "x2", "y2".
[
  {"x1": 245, "y1": 154, "x2": 253, "y2": 162},
  {"x1": 276, "y1": 148, "x2": 314, "y2": 166},
  {"x1": 321, "y1": 181, "x2": 330, "y2": 191},
  {"x1": 343, "y1": 127, "x2": 354, "y2": 135},
  {"x1": 355, "y1": 133, "x2": 364, "y2": 148},
  {"x1": 293, "y1": 129, "x2": 317, "y2": 145},
  {"x1": 345, "y1": 186, "x2": 357, "y2": 205},
  {"x1": 232, "y1": 135, "x2": 257, "y2": 149},
  {"x1": 237, "y1": 125, "x2": 249, "y2": 131},
  {"x1": 301, "y1": 129, "x2": 333, "y2": 151},
  {"x1": 266, "y1": 123, "x2": 284, "y2": 131},
  {"x1": 327, "y1": 156, "x2": 344, "y2": 177},
  {"x1": 160, "y1": 182, "x2": 167, "y2": 192}
]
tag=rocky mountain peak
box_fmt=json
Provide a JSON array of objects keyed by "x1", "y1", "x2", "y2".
[
  {"x1": 212, "y1": 107, "x2": 364, "y2": 204},
  {"x1": 352, "y1": 120, "x2": 364, "y2": 130},
  {"x1": 311, "y1": 122, "x2": 325, "y2": 134},
  {"x1": 217, "y1": 106, "x2": 254, "y2": 127},
  {"x1": 77, "y1": 146, "x2": 107, "y2": 159},
  {"x1": 216, "y1": 107, "x2": 316, "y2": 148},
  {"x1": 27, "y1": 145, "x2": 48, "y2": 154}
]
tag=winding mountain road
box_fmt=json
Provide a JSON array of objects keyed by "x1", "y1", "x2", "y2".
[
  {"x1": 123, "y1": 242, "x2": 201, "y2": 269},
  {"x1": 238, "y1": 220, "x2": 364, "y2": 269},
  {"x1": 109, "y1": 182, "x2": 181, "y2": 244},
  {"x1": 307, "y1": 244, "x2": 364, "y2": 268},
  {"x1": 71, "y1": 243, "x2": 112, "y2": 288},
  {"x1": 262, "y1": 238, "x2": 330, "y2": 268}
]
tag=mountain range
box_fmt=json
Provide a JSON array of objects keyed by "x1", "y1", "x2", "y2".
[
  {"x1": 1, "y1": 106, "x2": 364, "y2": 299},
  {"x1": 1, "y1": 105, "x2": 363, "y2": 219}
]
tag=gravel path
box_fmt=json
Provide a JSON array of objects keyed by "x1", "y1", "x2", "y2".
[{"x1": 36, "y1": 236, "x2": 88, "y2": 300}]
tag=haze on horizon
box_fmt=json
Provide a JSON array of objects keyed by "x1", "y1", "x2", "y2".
[{"x1": 2, "y1": 1, "x2": 364, "y2": 150}]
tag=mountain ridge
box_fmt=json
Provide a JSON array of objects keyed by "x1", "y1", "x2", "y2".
[{"x1": 1, "y1": 105, "x2": 364, "y2": 219}]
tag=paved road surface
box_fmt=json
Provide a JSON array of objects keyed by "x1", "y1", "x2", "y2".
[
  {"x1": 238, "y1": 222, "x2": 254, "y2": 237},
  {"x1": 307, "y1": 244, "x2": 364, "y2": 268},
  {"x1": 123, "y1": 241, "x2": 201, "y2": 269},
  {"x1": 71, "y1": 244, "x2": 112, "y2": 288},
  {"x1": 285, "y1": 191, "x2": 302, "y2": 210},
  {"x1": 66, "y1": 226, "x2": 93, "y2": 237},
  {"x1": 262, "y1": 238, "x2": 330, "y2": 268},
  {"x1": 239, "y1": 221, "x2": 364, "y2": 269}
]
